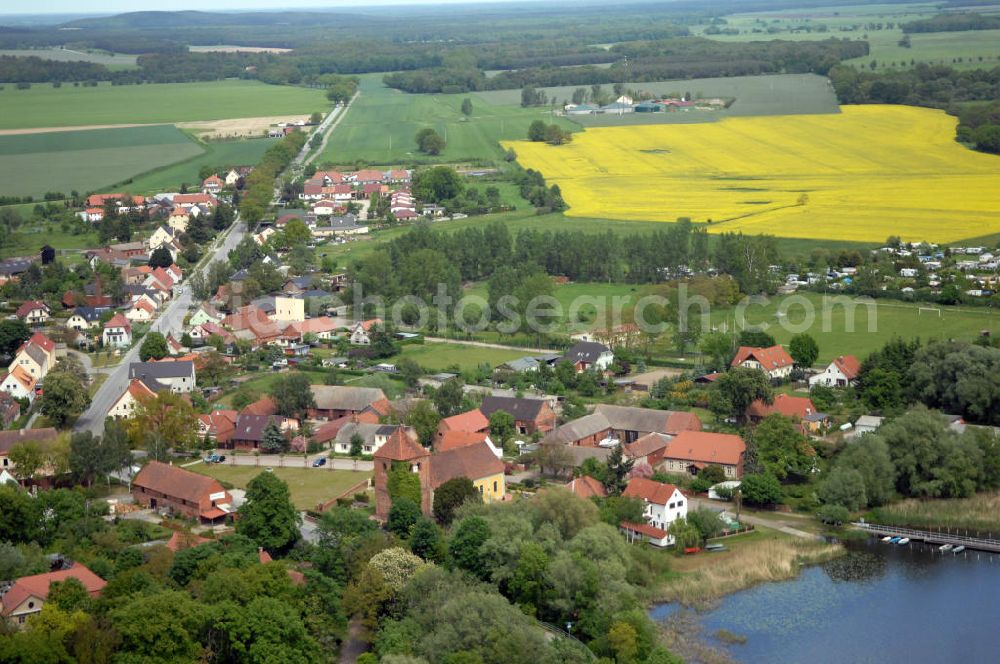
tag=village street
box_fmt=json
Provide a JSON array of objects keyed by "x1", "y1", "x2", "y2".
[{"x1": 74, "y1": 219, "x2": 247, "y2": 436}]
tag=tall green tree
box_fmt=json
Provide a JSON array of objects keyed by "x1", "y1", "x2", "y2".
[
  {"x1": 602, "y1": 444, "x2": 634, "y2": 496},
  {"x1": 139, "y1": 332, "x2": 168, "y2": 361},
  {"x1": 432, "y1": 477, "x2": 481, "y2": 524},
  {"x1": 237, "y1": 471, "x2": 301, "y2": 553},
  {"x1": 714, "y1": 366, "x2": 773, "y2": 424},
  {"x1": 39, "y1": 371, "x2": 90, "y2": 428},
  {"x1": 789, "y1": 333, "x2": 819, "y2": 367},
  {"x1": 0, "y1": 319, "x2": 31, "y2": 358},
  {"x1": 269, "y1": 373, "x2": 316, "y2": 419},
  {"x1": 753, "y1": 414, "x2": 815, "y2": 481}
]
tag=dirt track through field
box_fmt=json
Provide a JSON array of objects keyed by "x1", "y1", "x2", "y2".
[{"x1": 0, "y1": 123, "x2": 153, "y2": 136}]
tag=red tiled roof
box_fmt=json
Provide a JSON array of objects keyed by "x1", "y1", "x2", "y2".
[
  {"x1": 133, "y1": 461, "x2": 228, "y2": 506},
  {"x1": 623, "y1": 477, "x2": 681, "y2": 505},
  {"x1": 104, "y1": 313, "x2": 131, "y2": 332},
  {"x1": 565, "y1": 475, "x2": 607, "y2": 499},
  {"x1": 429, "y1": 441, "x2": 504, "y2": 488},
  {"x1": 241, "y1": 396, "x2": 277, "y2": 417},
  {"x1": 15, "y1": 300, "x2": 48, "y2": 319},
  {"x1": 620, "y1": 521, "x2": 669, "y2": 539},
  {"x1": 27, "y1": 331, "x2": 55, "y2": 354},
  {"x1": 624, "y1": 433, "x2": 672, "y2": 459},
  {"x1": 439, "y1": 409, "x2": 489, "y2": 435},
  {"x1": 663, "y1": 431, "x2": 746, "y2": 467},
  {"x1": 1, "y1": 563, "x2": 106, "y2": 616},
  {"x1": 374, "y1": 427, "x2": 428, "y2": 461},
  {"x1": 832, "y1": 355, "x2": 861, "y2": 380},
  {"x1": 731, "y1": 345, "x2": 794, "y2": 372},
  {"x1": 748, "y1": 393, "x2": 818, "y2": 420},
  {"x1": 438, "y1": 430, "x2": 489, "y2": 452}
]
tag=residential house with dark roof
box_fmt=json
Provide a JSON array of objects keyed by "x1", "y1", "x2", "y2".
[
  {"x1": 66, "y1": 306, "x2": 107, "y2": 331},
  {"x1": 1, "y1": 563, "x2": 106, "y2": 626},
  {"x1": 128, "y1": 361, "x2": 196, "y2": 393},
  {"x1": 562, "y1": 341, "x2": 614, "y2": 373},
  {"x1": 479, "y1": 396, "x2": 556, "y2": 436},
  {"x1": 227, "y1": 414, "x2": 298, "y2": 451},
  {"x1": 132, "y1": 461, "x2": 232, "y2": 521},
  {"x1": 731, "y1": 345, "x2": 794, "y2": 380},
  {"x1": 544, "y1": 404, "x2": 702, "y2": 447},
  {"x1": 308, "y1": 385, "x2": 388, "y2": 420},
  {"x1": 332, "y1": 422, "x2": 411, "y2": 456}
]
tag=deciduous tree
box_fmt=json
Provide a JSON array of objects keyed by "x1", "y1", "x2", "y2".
[{"x1": 237, "y1": 471, "x2": 301, "y2": 553}]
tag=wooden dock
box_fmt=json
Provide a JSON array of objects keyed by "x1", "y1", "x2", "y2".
[{"x1": 854, "y1": 522, "x2": 1000, "y2": 553}]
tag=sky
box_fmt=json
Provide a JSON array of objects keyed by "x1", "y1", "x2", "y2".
[{"x1": 9, "y1": 0, "x2": 538, "y2": 15}]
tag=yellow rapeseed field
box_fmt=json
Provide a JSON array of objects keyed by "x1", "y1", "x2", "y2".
[{"x1": 503, "y1": 105, "x2": 1000, "y2": 243}]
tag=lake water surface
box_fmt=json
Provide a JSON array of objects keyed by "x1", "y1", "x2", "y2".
[{"x1": 651, "y1": 538, "x2": 1000, "y2": 663}]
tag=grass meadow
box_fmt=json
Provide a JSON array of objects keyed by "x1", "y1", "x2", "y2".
[
  {"x1": 190, "y1": 464, "x2": 372, "y2": 511},
  {"x1": 0, "y1": 80, "x2": 327, "y2": 130},
  {"x1": 479, "y1": 73, "x2": 840, "y2": 122},
  {"x1": 869, "y1": 491, "x2": 1000, "y2": 534},
  {"x1": 506, "y1": 105, "x2": 1000, "y2": 243},
  {"x1": 398, "y1": 342, "x2": 529, "y2": 371},
  {"x1": 318, "y1": 74, "x2": 577, "y2": 166},
  {"x1": 0, "y1": 125, "x2": 203, "y2": 197},
  {"x1": 121, "y1": 137, "x2": 278, "y2": 194}
]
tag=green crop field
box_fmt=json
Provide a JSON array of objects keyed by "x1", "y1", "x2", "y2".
[
  {"x1": 0, "y1": 80, "x2": 327, "y2": 130},
  {"x1": 0, "y1": 48, "x2": 138, "y2": 69},
  {"x1": 0, "y1": 125, "x2": 203, "y2": 198},
  {"x1": 121, "y1": 137, "x2": 278, "y2": 194},
  {"x1": 474, "y1": 73, "x2": 840, "y2": 123},
  {"x1": 318, "y1": 74, "x2": 577, "y2": 166},
  {"x1": 190, "y1": 464, "x2": 371, "y2": 510}
]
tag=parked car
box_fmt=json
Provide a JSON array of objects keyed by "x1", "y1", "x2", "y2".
[
  {"x1": 204, "y1": 454, "x2": 226, "y2": 464},
  {"x1": 312, "y1": 457, "x2": 327, "y2": 467}
]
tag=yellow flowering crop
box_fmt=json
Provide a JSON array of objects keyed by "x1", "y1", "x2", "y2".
[{"x1": 503, "y1": 105, "x2": 1000, "y2": 243}]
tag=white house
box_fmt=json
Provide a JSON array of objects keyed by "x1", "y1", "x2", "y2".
[
  {"x1": 731, "y1": 345, "x2": 794, "y2": 379},
  {"x1": 107, "y1": 378, "x2": 160, "y2": 419},
  {"x1": 102, "y1": 314, "x2": 132, "y2": 349},
  {"x1": 350, "y1": 319, "x2": 381, "y2": 345},
  {"x1": 809, "y1": 355, "x2": 861, "y2": 388},
  {"x1": 128, "y1": 361, "x2": 196, "y2": 394},
  {"x1": 67, "y1": 307, "x2": 104, "y2": 331},
  {"x1": 623, "y1": 477, "x2": 687, "y2": 532},
  {"x1": 563, "y1": 341, "x2": 614, "y2": 373},
  {"x1": 125, "y1": 299, "x2": 156, "y2": 323},
  {"x1": 15, "y1": 301, "x2": 51, "y2": 325},
  {"x1": 0, "y1": 367, "x2": 36, "y2": 403}
]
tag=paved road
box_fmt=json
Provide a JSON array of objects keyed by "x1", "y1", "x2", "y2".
[
  {"x1": 298, "y1": 92, "x2": 358, "y2": 169},
  {"x1": 74, "y1": 220, "x2": 247, "y2": 436},
  {"x1": 190, "y1": 454, "x2": 373, "y2": 472}
]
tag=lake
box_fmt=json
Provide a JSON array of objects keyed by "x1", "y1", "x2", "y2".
[{"x1": 651, "y1": 538, "x2": 1000, "y2": 663}]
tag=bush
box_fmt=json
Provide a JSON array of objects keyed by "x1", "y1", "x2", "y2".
[{"x1": 817, "y1": 504, "x2": 851, "y2": 526}]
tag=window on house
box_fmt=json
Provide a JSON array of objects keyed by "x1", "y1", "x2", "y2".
[
  {"x1": 669, "y1": 502, "x2": 675, "y2": 508},
  {"x1": 493, "y1": 481, "x2": 497, "y2": 493},
  {"x1": 479, "y1": 485, "x2": 483, "y2": 494},
  {"x1": 677, "y1": 500, "x2": 684, "y2": 507}
]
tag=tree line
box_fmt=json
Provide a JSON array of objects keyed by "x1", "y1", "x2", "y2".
[
  {"x1": 383, "y1": 38, "x2": 869, "y2": 94},
  {"x1": 239, "y1": 131, "x2": 307, "y2": 223},
  {"x1": 829, "y1": 63, "x2": 1000, "y2": 153},
  {"x1": 902, "y1": 13, "x2": 1000, "y2": 33}
]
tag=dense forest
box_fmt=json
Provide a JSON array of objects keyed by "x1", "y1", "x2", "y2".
[
  {"x1": 829, "y1": 63, "x2": 1000, "y2": 153},
  {"x1": 384, "y1": 38, "x2": 869, "y2": 94},
  {"x1": 901, "y1": 13, "x2": 1000, "y2": 33}
]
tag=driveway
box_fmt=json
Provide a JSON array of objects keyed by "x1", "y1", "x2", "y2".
[{"x1": 74, "y1": 220, "x2": 247, "y2": 437}]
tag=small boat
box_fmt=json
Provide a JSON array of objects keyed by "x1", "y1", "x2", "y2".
[
  {"x1": 897, "y1": 538, "x2": 910, "y2": 545},
  {"x1": 705, "y1": 543, "x2": 727, "y2": 552},
  {"x1": 953, "y1": 546, "x2": 966, "y2": 554},
  {"x1": 939, "y1": 544, "x2": 953, "y2": 552},
  {"x1": 882, "y1": 536, "x2": 893, "y2": 543},
  {"x1": 889, "y1": 537, "x2": 901, "y2": 543}
]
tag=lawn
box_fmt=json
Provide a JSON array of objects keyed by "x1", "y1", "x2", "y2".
[
  {"x1": 0, "y1": 80, "x2": 327, "y2": 130},
  {"x1": 0, "y1": 125, "x2": 203, "y2": 198},
  {"x1": 0, "y1": 224, "x2": 99, "y2": 259},
  {"x1": 399, "y1": 342, "x2": 530, "y2": 372},
  {"x1": 120, "y1": 136, "x2": 278, "y2": 194},
  {"x1": 318, "y1": 74, "x2": 577, "y2": 166},
  {"x1": 190, "y1": 464, "x2": 372, "y2": 511},
  {"x1": 505, "y1": 105, "x2": 1000, "y2": 243},
  {"x1": 703, "y1": 291, "x2": 1000, "y2": 364}
]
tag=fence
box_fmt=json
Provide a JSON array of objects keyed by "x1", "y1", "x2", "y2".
[{"x1": 313, "y1": 477, "x2": 371, "y2": 513}]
